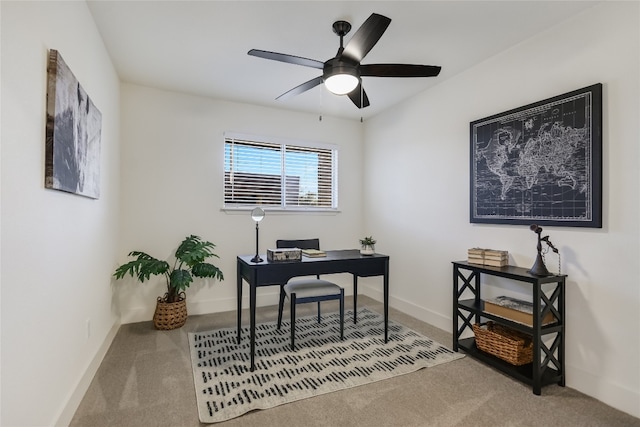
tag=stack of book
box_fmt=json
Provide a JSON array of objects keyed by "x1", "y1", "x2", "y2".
[
  {"x1": 468, "y1": 248, "x2": 509, "y2": 267},
  {"x1": 301, "y1": 249, "x2": 326, "y2": 258},
  {"x1": 484, "y1": 295, "x2": 555, "y2": 326}
]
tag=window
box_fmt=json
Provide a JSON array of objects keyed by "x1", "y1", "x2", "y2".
[{"x1": 224, "y1": 133, "x2": 338, "y2": 210}]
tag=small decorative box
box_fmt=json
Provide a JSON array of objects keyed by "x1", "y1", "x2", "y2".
[{"x1": 267, "y1": 248, "x2": 302, "y2": 262}]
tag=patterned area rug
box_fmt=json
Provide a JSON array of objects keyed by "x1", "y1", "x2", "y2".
[{"x1": 188, "y1": 308, "x2": 463, "y2": 423}]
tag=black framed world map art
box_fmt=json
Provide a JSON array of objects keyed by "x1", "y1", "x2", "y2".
[{"x1": 469, "y1": 83, "x2": 602, "y2": 228}]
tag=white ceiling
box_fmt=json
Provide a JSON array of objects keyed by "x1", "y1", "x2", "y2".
[{"x1": 86, "y1": 1, "x2": 598, "y2": 121}]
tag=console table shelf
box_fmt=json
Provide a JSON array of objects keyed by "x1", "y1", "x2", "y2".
[{"x1": 452, "y1": 261, "x2": 567, "y2": 395}]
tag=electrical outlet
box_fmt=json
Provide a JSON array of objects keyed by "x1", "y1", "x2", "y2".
[{"x1": 86, "y1": 319, "x2": 91, "y2": 340}]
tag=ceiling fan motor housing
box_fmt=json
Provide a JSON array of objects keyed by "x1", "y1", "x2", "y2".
[{"x1": 323, "y1": 57, "x2": 360, "y2": 82}]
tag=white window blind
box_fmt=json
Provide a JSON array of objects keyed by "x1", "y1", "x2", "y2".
[{"x1": 224, "y1": 134, "x2": 338, "y2": 210}]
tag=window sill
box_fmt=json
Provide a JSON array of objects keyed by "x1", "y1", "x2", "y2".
[{"x1": 222, "y1": 207, "x2": 340, "y2": 215}]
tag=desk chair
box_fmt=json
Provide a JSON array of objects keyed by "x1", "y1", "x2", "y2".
[{"x1": 276, "y1": 239, "x2": 344, "y2": 350}]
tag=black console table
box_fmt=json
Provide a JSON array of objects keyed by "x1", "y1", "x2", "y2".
[{"x1": 452, "y1": 261, "x2": 566, "y2": 395}]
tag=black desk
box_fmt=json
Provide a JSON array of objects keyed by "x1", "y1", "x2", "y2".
[{"x1": 237, "y1": 249, "x2": 390, "y2": 371}]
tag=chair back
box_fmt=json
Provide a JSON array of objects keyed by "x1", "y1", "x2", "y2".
[{"x1": 276, "y1": 238, "x2": 320, "y2": 250}]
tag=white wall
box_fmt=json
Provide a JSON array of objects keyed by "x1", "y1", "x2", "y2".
[
  {"x1": 2, "y1": 1, "x2": 637, "y2": 424},
  {"x1": 0, "y1": 2, "x2": 121, "y2": 426},
  {"x1": 117, "y1": 84, "x2": 364, "y2": 322},
  {"x1": 364, "y1": 2, "x2": 639, "y2": 418}
]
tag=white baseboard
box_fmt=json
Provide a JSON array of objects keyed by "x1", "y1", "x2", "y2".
[
  {"x1": 56, "y1": 320, "x2": 120, "y2": 426},
  {"x1": 120, "y1": 292, "x2": 283, "y2": 323},
  {"x1": 362, "y1": 285, "x2": 640, "y2": 419},
  {"x1": 68, "y1": 290, "x2": 640, "y2": 422},
  {"x1": 360, "y1": 284, "x2": 451, "y2": 332},
  {"x1": 567, "y1": 363, "x2": 640, "y2": 418},
  {"x1": 119, "y1": 305, "x2": 152, "y2": 324},
  {"x1": 189, "y1": 294, "x2": 258, "y2": 315},
  {"x1": 361, "y1": 286, "x2": 640, "y2": 418},
  {"x1": 121, "y1": 285, "x2": 357, "y2": 323}
]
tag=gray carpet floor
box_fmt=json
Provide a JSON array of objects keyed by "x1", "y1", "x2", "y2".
[{"x1": 71, "y1": 296, "x2": 640, "y2": 427}]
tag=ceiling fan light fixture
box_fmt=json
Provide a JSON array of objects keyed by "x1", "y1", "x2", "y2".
[
  {"x1": 249, "y1": 13, "x2": 441, "y2": 109},
  {"x1": 323, "y1": 60, "x2": 359, "y2": 95},
  {"x1": 325, "y1": 73, "x2": 359, "y2": 95}
]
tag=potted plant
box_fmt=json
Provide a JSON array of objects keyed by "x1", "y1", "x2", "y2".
[
  {"x1": 113, "y1": 235, "x2": 224, "y2": 330},
  {"x1": 359, "y1": 236, "x2": 377, "y2": 255}
]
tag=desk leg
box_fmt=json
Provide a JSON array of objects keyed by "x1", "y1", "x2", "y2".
[
  {"x1": 250, "y1": 279, "x2": 257, "y2": 372},
  {"x1": 236, "y1": 262, "x2": 242, "y2": 344},
  {"x1": 353, "y1": 275, "x2": 358, "y2": 324},
  {"x1": 384, "y1": 260, "x2": 389, "y2": 343}
]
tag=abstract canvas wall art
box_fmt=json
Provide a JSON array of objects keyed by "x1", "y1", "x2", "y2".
[{"x1": 45, "y1": 49, "x2": 102, "y2": 199}]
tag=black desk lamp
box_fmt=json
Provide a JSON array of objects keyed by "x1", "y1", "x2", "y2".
[{"x1": 250, "y1": 207, "x2": 265, "y2": 263}]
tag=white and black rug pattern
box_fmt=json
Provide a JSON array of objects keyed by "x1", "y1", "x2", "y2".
[{"x1": 188, "y1": 308, "x2": 464, "y2": 423}]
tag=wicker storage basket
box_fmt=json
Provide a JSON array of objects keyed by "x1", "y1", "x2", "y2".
[
  {"x1": 153, "y1": 296, "x2": 187, "y2": 330},
  {"x1": 472, "y1": 321, "x2": 533, "y2": 365}
]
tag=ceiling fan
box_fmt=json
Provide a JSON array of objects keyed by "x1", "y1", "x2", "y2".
[{"x1": 248, "y1": 13, "x2": 442, "y2": 109}]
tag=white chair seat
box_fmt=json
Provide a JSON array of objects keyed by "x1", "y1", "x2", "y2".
[
  {"x1": 284, "y1": 279, "x2": 342, "y2": 299},
  {"x1": 281, "y1": 277, "x2": 344, "y2": 350}
]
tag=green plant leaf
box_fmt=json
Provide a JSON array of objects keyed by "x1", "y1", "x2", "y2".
[
  {"x1": 114, "y1": 236, "x2": 224, "y2": 297},
  {"x1": 359, "y1": 236, "x2": 377, "y2": 246},
  {"x1": 170, "y1": 269, "x2": 193, "y2": 292},
  {"x1": 113, "y1": 251, "x2": 169, "y2": 282},
  {"x1": 191, "y1": 263, "x2": 224, "y2": 281},
  {"x1": 176, "y1": 235, "x2": 218, "y2": 267}
]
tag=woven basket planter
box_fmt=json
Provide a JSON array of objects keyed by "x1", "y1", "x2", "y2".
[
  {"x1": 473, "y1": 321, "x2": 533, "y2": 366},
  {"x1": 153, "y1": 296, "x2": 187, "y2": 330}
]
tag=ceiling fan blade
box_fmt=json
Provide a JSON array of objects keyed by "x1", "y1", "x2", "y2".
[
  {"x1": 360, "y1": 64, "x2": 442, "y2": 77},
  {"x1": 276, "y1": 76, "x2": 324, "y2": 100},
  {"x1": 248, "y1": 49, "x2": 324, "y2": 69},
  {"x1": 347, "y1": 83, "x2": 370, "y2": 109},
  {"x1": 341, "y1": 13, "x2": 391, "y2": 63}
]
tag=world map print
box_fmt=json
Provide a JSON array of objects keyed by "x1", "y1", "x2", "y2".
[{"x1": 470, "y1": 85, "x2": 601, "y2": 227}]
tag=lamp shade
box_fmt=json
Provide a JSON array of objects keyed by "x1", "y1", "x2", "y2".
[
  {"x1": 323, "y1": 60, "x2": 360, "y2": 95},
  {"x1": 325, "y1": 73, "x2": 359, "y2": 95},
  {"x1": 251, "y1": 207, "x2": 265, "y2": 222}
]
